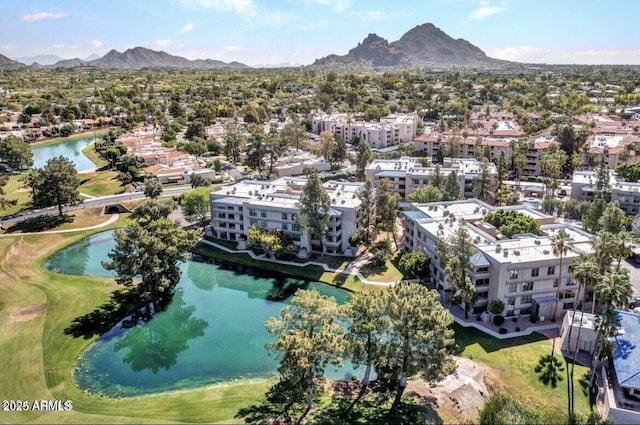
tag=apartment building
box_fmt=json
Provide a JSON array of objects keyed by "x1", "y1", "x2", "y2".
[
  {"x1": 311, "y1": 112, "x2": 418, "y2": 148},
  {"x1": 412, "y1": 133, "x2": 555, "y2": 176},
  {"x1": 570, "y1": 170, "x2": 640, "y2": 215},
  {"x1": 209, "y1": 177, "x2": 366, "y2": 256},
  {"x1": 365, "y1": 156, "x2": 497, "y2": 201},
  {"x1": 403, "y1": 200, "x2": 593, "y2": 319}
]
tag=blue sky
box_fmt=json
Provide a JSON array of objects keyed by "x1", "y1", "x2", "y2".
[{"x1": 2, "y1": 0, "x2": 640, "y2": 66}]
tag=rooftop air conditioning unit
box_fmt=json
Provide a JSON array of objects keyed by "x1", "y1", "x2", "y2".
[
  {"x1": 496, "y1": 244, "x2": 502, "y2": 253},
  {"x1": 503, "y1": 250, "x2": 509, "y2": 257},
  {"x1": 534, "y1": 239, "x2": 541, "y2": 245},
  {"x1": 543, "y1": 249, "x2": 550, "y2": 255}
]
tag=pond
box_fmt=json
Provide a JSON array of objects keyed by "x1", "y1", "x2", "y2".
[
  {"x1": 31, "y1": 134, "x2": 97, "y2": 171},
  {"x1": 47, "y1": 231, "x2": 360, "y2": 397}
]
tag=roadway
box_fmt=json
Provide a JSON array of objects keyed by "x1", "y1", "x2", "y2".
[{"x1": 0, "y1": 185, "x2": 196, "y2": 227}]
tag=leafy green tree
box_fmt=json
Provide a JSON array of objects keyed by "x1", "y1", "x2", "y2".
[
  {"x1": 398, "y1": 252, "x2": 430, "y2": 281},
  {"x1": 540, "y1": 145, "x2": 567, "y2": 197},
  {"x1": 318, "y1": 130, "x2": 336, "y2": 161},
  {"x1": 441, "y1": 225, "x2": 477, "y2": 318},
  {"x1": 184, "y1": 120, "x2": 206, "y2": 141},
  {"x1": 332, "y1": 135, "x2": 347, "y2": 164},
  {"x1": 298, "y1": 169, "x2": 331, "y2": 255},
  {"x1": 369, "y1": 238, "x2": 392, "y2": 267},
  {"x1": 245, "y1": 132, "x2": 267, "y2": 173},
  {"x1": 442, "y1": 171, "x2": 460, "y2": 201},
  {"x1": 355, "y1": 138, "x2": 373, "y2": 181},
  {"x1": 598, "y1": 202, "x2": 630, "y2": 234},
  {"x1": 0, "y1": 136, "x2": 33, "y2": 170},
  {"x1": 485, "y1": 209, "x2": 541, "y2": 238},
  {"x1": 479, "y1": 393, "x2": 549, "y2": 425},
  {"x1": 358, "y1": 180, "x2": 375, "y2": 244},
  {"x1": 190, "y1": 173, "x2": 211, "y2": 188},
  {"x1": 345, "y1": 291, "x2": 388, "y2": 389},
  {"x1": 377, "y1": 282, "x2": 456, "y2": 411},
  {"x1": 143, "y1": 176, "x2": 163, "y2": 199},
  {"x1": 102, "y1": 218, "x2": 199, "y2": 319},
  {"x1": 224, "y1": 120, "x2": 245, "y2": 163},
  {"x1": 247, "y1": 225, "x2": 295, "y2": 259},
  {"x1": 473, "y1": 158, "x2": 494, "y2": 202},
  {"x1": 181, "y1": 187, "x2": 211, "y2": 228},
  {"x1": 280, "y1": 119, "x2": 307, "y2": 152},
  {"x1": 266, "y1": 289, "x2": 346, "y2": 422},
  {"x1": 130, "y1": 198, "x2": 177, "y2": 224},
  {"x1": 28, "y1": 155, "x2": 81, "y2": 216},
  {"x1": 582, "y1": 193, "x2": 608, "y2": 234},
  {"x1": 375, "y1": 178, "x2": 400, "y2": 245},
  {"x1": 408, "y1": 185, "x2": 443, "y2": 203}
]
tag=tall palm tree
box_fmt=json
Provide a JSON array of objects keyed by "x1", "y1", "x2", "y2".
[
  {"x1": 566, "y1": 254, "x2": 598, "y2": 417},
  {"x1": 594, "y1": 270, "x2": 633, "y2": 311},
  {"x1": 550, "y1": 229, "x2": 574, "y2": 323},
  {"x1": 590, "y1": 230, "x2": 615, "y2": 313},
  {"x1": 611, "y1": 230, "x2": 635, "y2": 272}
]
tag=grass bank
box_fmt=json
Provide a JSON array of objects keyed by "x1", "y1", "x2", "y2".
[{"x1": 29, "y1": 128, "x2": 115, "y2": 147}]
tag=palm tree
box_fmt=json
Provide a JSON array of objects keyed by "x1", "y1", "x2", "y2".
[
  {"x1": 550, "y1": 229, "x2": 574, "y2": 323},
  {"x1": 590, "y1": 230, "x2": 615, "y2": 313},
  {"x1": 566, "y1": 254, "x2": 597, "y2": 417},
  {"x1": 611, "y1": 231, "x2": 635, "y2": 272},
  {"x1": 594, "y1": 270, "x2": 633, "y2": 311}
]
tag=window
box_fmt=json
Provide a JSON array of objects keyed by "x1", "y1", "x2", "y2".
[
  {"x1": 475, "y1": 278, "x2": 490, "y2": 287},
  {"x1": 531, "y1": 267, "x2": 539, "y2": 277},
  {"x1": 553, "y1": 279, "x2": 559, "y2": 288},
  {"x1": 477, "y1": 291, "x2": 489, "y2": 299},
  {"x1": 522, "y1": 282, "x2": 534, "y2": 291},
  {"x1": 282, "y1": 212, "x2": 288, "y2": 220},
  {"x1": 563, "y1": 302, "x2": 574, "y2": 310},
  {"x1": 507, "y1": 297, "x2": 515, "y2": 306},
  {"x1": 547, "y1": 266, "x2": 555, "y2": 276},
  {"x1": 261, "y1": 210, "x2": 267, "y2": 218},
  {"x1": 249, "y1": 209, "x2": 257, "y2": 217},
  {"x1": 260, "y1": 220, "x2": 267, "y2": 228},
  {"x1": 510, "y1": 270, "x2": 519, "y2": 279},
  {"x1": 228, "y1": 214, "x2": 235, "y2": 220},
  {"x1": 477, "y1": 266, "x2": 489, "y2": 273},
  {"x1": 508, "y1": 283, "x2": 517, "y2": 293},
  {"x1": 520, "y1": 294, "x2": 532, "y2": 304},
  {"x1": 249, "y1": 219, "x2": 257, "y2": 226},
  {"x1": 282, "y1": 223, "x2": 288, "y2": 231}
]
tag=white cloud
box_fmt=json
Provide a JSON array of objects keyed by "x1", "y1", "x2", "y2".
[
  {"x1": 174, "y1": 0, "x2": 257, "y2": 17},
  {"x1": 155, "y1": 39, "x2": 186, "y2": 50},
  {"x1": 490, "y1": 46, "x2": 640, "y2": 65},
  {"x1": 23, "y1": 11, "x2": 67, "y2": 22},
  {"x1": 308, "y1": 0, "x2": 351, "y2": 12},
  {"x1": 469, "y1": 6, "x2": 504, "y2": 20},
  {"x1": 180, "y1": 23, "x2": 194, "y2": 34},
  {"x1": 91, "y1": 40, "x2": 104, "y2": 49}
]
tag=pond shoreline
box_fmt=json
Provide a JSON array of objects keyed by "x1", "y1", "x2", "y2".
[{"x1": 29, "y1": 128, "x2": 116, "y2": 147}]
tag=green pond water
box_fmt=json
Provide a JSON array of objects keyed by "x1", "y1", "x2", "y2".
[
  {"x1": 46, "y1": 231, "x2": 359, "y2": 397},
  {"x1": 31, "y1": 135, "x2": 96, "y2": 171}
]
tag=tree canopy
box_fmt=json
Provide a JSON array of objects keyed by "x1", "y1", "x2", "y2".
[
  {"x1": 28, "y1": 155, "x2": 81, "y2": 216},
  {"x1": 484, "y1": 209, "x2": 542, "y2": 238}
]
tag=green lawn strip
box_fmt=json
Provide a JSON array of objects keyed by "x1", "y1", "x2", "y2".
[
  {"x1": 453, "y1": 323, "x2": 593, "y2": 419},
  {"x1": 77, "y1": 170, "x2": 127, "y2": 197},
  {"x1": 2, "y1": 173, "x2": 33, "y2": 215},
  {"x1": 30, "y1": 129, "x2": 114, "y2": 147}
]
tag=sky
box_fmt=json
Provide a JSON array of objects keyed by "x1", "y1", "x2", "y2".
[{"x1": 2, "y1": 0, "x2": 640, "y2": 67}]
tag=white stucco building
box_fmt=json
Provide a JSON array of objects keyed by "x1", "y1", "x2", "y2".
[
  {"x1": 311, "y1": 112, "x2": 418, "y2": 148},
  {"x1": 209, "y1": 177, "x2": 367, "y2": 256},
  {"x1": 403, "y1": 199, "x2": 593, "y2": 319}
]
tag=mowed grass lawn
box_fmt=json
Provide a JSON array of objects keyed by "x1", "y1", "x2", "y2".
[
  {"x1": 0, "y1": 220, "x2": 593, "y2": 423},
  {"x1": 453, "y1": 323, "x2": 594, "y2": 419}
]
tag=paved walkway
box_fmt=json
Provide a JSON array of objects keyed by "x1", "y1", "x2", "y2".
[
  {"x1": 199, "y1": 238, "x2": 396, "y2": 287},
  {"x1": 0, "y1": 213, "x2": 119, "y2": 237}
]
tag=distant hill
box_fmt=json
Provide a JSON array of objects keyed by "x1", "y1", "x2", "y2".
[
  {"x1": 313, "y1": 23, "x2": 507, "y2": 67},
  {"x1": 14, "y1": 54, "x2": 63, "y2": 66},
  {"x1": 47, "y1": 46, "x2": 249, "y2": 69},
  {"x1": 0, "y1": 54, "x2": 26, "y2": 70}
]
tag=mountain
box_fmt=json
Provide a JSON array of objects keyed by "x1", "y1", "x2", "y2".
[
  {"x1": 48, "y1": 46, "x2": 248, "y2": 69},
  {"x1": 14, "y1": 54, "x2": 63, "y2": 65},
  {"x1": 313, "y1": 23, "x2": 506, "y2": 67},
  {"x1": 0, "y1": 54, "x2": 26, "y2": 70}
]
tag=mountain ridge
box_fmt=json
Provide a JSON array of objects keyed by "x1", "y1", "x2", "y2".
[{"x1": 313, "y1": 23, "x2": 507, "y2": 67}]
